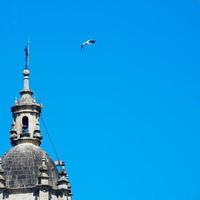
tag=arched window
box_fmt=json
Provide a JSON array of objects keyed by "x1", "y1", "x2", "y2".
[{"x1": 22, "y1": 116, "x2": 29, "y2": 136}]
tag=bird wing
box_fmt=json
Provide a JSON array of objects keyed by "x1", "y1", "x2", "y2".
[{"x1": 89, "y1": 40, "x2": 96, "y2": 44}]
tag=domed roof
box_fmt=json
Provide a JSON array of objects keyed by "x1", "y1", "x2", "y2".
[{"x1": 1, "y1": 143, "x2": 59, "y2": 189}]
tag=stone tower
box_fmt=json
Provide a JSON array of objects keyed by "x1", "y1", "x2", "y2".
[{"x1": 0, "y1": 45, "x2": 72, "y2": 200}]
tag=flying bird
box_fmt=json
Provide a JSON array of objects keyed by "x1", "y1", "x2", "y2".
[{"x1": 81, "y1": 39, "x2": 96, "y2": 51}]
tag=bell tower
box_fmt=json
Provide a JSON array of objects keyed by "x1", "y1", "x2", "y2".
[{"x1": 10, "y1": 42, "x2": 42, "y2": 146}]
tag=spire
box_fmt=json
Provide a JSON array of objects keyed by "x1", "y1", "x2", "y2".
[
  {"x1": 10, "y1": 42, "x2": 42, "y2": 146},
  {"x1": 20, "y1": 41, "x2": 32, "y2": 96}
]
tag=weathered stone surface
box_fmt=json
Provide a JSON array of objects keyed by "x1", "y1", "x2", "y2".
[
  {"x1": 1, "y1": 143, "x2": 58, "y2": 189},
  {"x1": 8, "y1": 192, "x2": 34, "y2": 200}
]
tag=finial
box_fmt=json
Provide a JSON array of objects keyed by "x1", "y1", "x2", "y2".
[
  {"x1": 24, "y1": 40, "x2": 30, "y2": 69},
  {"x1": 61, "y1": 165, "x2": 67, "y2": 176},
  {"x1": 41, "y1": 157, "x2": 47, "y2": 169},
  {"x1": 40, "y1": 156, "x2": 48, "y2": 176},
  {"x1": 38, "y1": 156, "x2": 49, "y2": 185},
  {"x1": 20, "y1": 40, "x2": 33, "y2": 94}
]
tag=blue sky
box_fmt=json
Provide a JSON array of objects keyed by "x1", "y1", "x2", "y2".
[{"x1": 0, "y1": 0, "x2": 200, "y2": 199}]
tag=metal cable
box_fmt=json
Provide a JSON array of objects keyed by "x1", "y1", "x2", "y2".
[{"x1": 40, "y1": 115, "x2": 60, "y2": 162}]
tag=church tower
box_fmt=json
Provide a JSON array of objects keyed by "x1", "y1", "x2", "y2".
[{"x1": 0, "y1": 44, "x2": 72, "y2": 200}]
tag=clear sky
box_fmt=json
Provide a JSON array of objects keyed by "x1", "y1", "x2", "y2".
[{"x1": 0, "y1": 0, "x2": 200, "y2": 199}]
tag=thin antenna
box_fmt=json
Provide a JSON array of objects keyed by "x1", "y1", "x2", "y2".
[
  {"x1": 24, "y1": 40, "x2": 30, "y2": 69},
  {"x1": 40, "y1": 115, "x2": 60, "y2": 162}
]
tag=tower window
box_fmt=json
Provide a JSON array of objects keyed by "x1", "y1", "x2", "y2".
[{"x1": 22, "y1": 116, "x2": 29, "y2": 136}]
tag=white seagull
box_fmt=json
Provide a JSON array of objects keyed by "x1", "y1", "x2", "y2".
[{"x1": 81, "y1": 39, "x2": 96, "y2": 51}]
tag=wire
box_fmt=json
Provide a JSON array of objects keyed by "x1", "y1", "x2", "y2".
[{"x1": 40, "y1": 115, "x2": 60, "y2": 162}]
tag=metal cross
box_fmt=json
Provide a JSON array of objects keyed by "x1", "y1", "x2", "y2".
[{"x1": 24, "y1": 40, "x2": 30, "y2": 69}]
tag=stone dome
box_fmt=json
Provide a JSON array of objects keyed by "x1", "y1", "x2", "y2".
[{"x1": 1, "y1": 143, "x2": 59, "y2": 189}]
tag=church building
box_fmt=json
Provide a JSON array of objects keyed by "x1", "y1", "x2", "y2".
[{"x1": 0, "y1": 44, "x2": 72, "y2": 200}]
